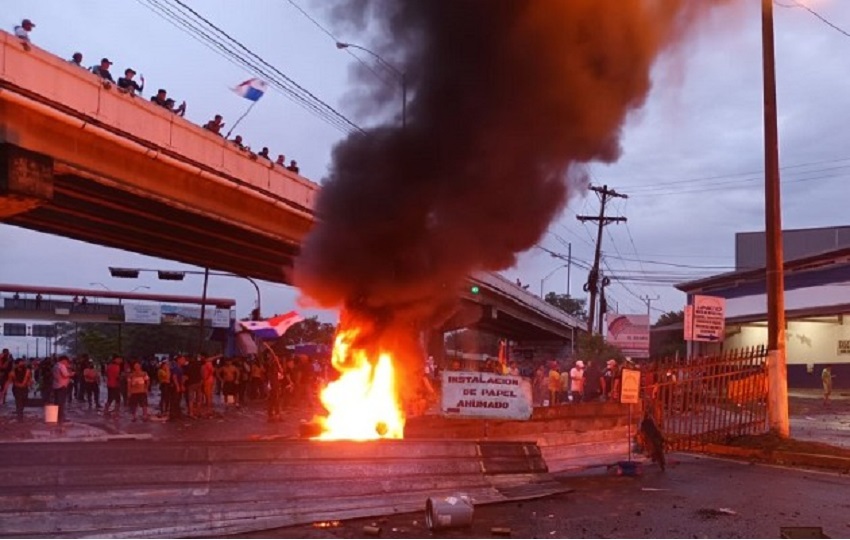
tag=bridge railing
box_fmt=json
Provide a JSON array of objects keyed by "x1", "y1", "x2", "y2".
[
  {"x1": 471, "y1": 271, "x2": 585, "y2": 331},
  {"x1": 0, "y1": 31, "x2": 318, "y2": 215}
]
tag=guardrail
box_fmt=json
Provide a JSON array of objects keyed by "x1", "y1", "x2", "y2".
[{"x1": 0, "y1": 31, "x2": 318, "y2": 217}]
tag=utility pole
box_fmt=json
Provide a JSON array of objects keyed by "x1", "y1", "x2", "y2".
[
  {"x1": 761, "y1": 0, "x2": 789, "y2": 437},
  {"x1": 578, "y1": 185, "x2": 627, "y2": 334},
  {"x1": 566, "y1": 243, "x2": 572, "y2": 298},
  {"x1": 641, "y1": 295, "x2": 660, "y2": 358}
]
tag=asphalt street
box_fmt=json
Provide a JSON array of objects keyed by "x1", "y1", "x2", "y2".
[{"x1": 242, "y1": 455, "x2": 850, "y2": 539}]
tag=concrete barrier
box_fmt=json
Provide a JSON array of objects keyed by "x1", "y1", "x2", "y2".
[
  {"x1": 0, "y1": 438, "x2": 561, "y2": 538},
  {"x1": 405, "y1": 402, "x2": 642, "y2": 472}
]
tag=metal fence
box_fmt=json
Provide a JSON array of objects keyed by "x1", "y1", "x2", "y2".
[{"x1": 646, "y1": 346, "x2": 769, "y2": 452}]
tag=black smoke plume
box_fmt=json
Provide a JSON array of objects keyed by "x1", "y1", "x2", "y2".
[{"x1": 295, "y1": 0, "x2": 721, "y2": 331}]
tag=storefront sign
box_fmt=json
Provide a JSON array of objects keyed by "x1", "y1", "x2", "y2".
[
  {"x1": 606, "y1": 313, "x2": 650, "y2": 357},
  {"x1": 441, "y1": 371, "x2": 532, "y2": 420},
  {"x1": 838, "y1": 340, "x2": 850, "y2": 355},
  {"x1": 692, "y1": 295, "x2": 725, "y2": 342}
]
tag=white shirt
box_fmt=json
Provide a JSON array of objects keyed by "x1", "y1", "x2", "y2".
[
  {"x1": 13, "y1": 26, "x2": 30, "y2": 42},
  {"x1": 569, "y1": 367, "x2": 585, "y2": 392}
]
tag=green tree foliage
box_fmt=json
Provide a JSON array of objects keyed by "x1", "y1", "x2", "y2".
[
  {"x1": 651, "y1": 310, "x2": 686, "y2": 359},
  {"x1": 576, "y1": 333, "x2": 623, "y2": 363},
  {"x1": 544, "y1": 293, "x2": 588, "y2": 320},
  {"x1": 279, "y1": 316, "x2": 337, "y2": 347},
  {"x1": 444, "y1": 329, "x2": 501, "y2": 356}
]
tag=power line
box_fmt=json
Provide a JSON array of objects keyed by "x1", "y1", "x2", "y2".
[
  {"x1": 627, "y1": 156, "x2": 850, "y2": 191},
  {"x1": 776, "y1": 0, "x2": 850, "y2": 39},
  {"x1": 284, "y1": 0, "x2": 394, "y2": 87},
  {"x1": 169, "y1": 0, "x2": 361, "y2": 133},
  {"x1": 137, "y1": 0, "x2": 362, "y2": 134}
]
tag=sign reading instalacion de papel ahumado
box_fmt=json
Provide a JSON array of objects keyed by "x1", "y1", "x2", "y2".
[{"x1": 441, "y1": 371, "x2": 533, "y2": 420}]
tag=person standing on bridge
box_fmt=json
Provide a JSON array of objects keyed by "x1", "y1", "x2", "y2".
[
  {"x1": 13, "y1": 19, "x2": 34, "y2": 51},
  {"x1": 68, "y1": 52, "x2": 84, "y2": 68},
  {"x1": 203, "y1": 114, "x2": 225, "y2": 135},
  {"x1": 90, "y1": 57, "x2": 115, "y2": 84},
  {"x1": 117, "y1": 68, "x2": 145, "y2": 96}
]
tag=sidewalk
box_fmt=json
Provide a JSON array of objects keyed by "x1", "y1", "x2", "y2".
[{"x1": 0, "y1": 393, "x2": 314, "y2": 443}]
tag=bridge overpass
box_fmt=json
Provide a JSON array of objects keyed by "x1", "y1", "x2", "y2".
[{"x1": 0, "y1": 32, "x2": 583, "y2": 345}]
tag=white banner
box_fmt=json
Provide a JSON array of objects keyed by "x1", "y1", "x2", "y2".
[
  {"x1": 161, "y1": 304, "x2": 233, "y2": 328},
  {"x1": 123, "y1": 303, "x2": 162, "y2": 324},
  {"x1": 441, "y1": 371, "x2": 532, "y2": 420},
  {"x1": 692, "y1": 295, "x2": 726, "y2": 342},
  {"x1": 605, "y1": 313, "x2": 650, "y2": 357}
]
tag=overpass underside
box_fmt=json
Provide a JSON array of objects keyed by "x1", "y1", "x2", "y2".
[
  {"x1": 1, "y1": 144, "x2": 300, "y2": 283},
  {"x1": 1, "y1": 143, "x2": 300, "y2": 283}
]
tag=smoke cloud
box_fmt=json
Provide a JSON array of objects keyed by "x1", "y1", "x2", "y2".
[{"x1": 295, "y1": 0, "x2": 722, "y2": 330}]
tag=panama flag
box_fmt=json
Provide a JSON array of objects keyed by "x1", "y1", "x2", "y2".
[
  {"x1": 232, "y1": 78, "x2": 268, "y2": 102},
  {"x1": 239, "y1": 310, "x2": 302, "y2": 340}
]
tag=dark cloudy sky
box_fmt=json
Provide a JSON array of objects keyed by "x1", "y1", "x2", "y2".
[{"x1": 2, "y1": 0, "x2": 850, "y2": 354}]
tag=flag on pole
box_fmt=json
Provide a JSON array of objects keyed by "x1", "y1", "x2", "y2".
[
  {"x1": 232, "y1": 78, "x2": 268, "y2": 102},
  {"x1": 239, "y1": 311, "x2": 302, "y2": 340}
]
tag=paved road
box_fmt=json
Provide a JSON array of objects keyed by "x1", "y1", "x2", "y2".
[{"x1": 246, "y1": 455, "x2": 850, "y2": 539}]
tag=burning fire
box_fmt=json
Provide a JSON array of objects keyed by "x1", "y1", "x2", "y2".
[{"x1": 313, "y1": 325, "x2": 405, "y2": 440}]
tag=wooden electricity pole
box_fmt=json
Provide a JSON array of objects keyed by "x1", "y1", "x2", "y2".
[
  {"x1": 578, "y1": 185, "x2": 627, "y2": 334},
  {"x1": 762, "y1": 0, "x2": 789, "y2": 437}
]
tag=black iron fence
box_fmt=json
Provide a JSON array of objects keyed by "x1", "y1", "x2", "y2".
[{"x1": 646, "y1": 346, "x2": 769, "y2": 452}]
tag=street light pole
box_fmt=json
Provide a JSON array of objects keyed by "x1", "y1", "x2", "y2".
[
  {"x1": 540, "y1": 264, "x2": 568, "y2": 298},
  {"x1": 336, "y1": 41, "x2": 406, "y2": 128},
  {"x1": 761, "y1": 0, "x2": 789, "y2": 437}
]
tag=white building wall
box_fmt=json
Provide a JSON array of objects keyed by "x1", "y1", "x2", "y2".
[{"x1": 726, "y1": 318, "x2": 850, "y2": 366}]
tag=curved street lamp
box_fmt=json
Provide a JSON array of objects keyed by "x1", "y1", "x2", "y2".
[
  {"x1": 540, "y1": 264, "x2": 568, "y2": 298},
  {"x1": 336, "y1": 41, "x2": 407, "y2": 128}
]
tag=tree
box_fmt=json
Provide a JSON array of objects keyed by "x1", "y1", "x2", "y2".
[
  {"x1": 544, "y1": 293, "x2": 588, "y2": 320},
  {"x1": 576, "y1": 333, "x2": 623, "y2": 363},
  {"x1": 651, "y1": 310, "x2": 686, "y2": 359},
  {"x1": 279, "y1": 316, "x2": 337, "y2": 347},
  {"x1": 444, "y1": 329, "x2": 501, "y2": 356},
  {"x1": 654, "y1": 310, "x2": 684, "y2": 328}
]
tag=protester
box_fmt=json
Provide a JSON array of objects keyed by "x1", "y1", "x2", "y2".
[
  {"x1": 258, "y1": 147, "x2": 271, "y2": 160},
  {"x1": 569, "y1": 360, "x2": 585, "y2": 403},
  {"x1": 83, "y1": 361, "x2": 101, "y2": 410},
  {"x1": 103, "y1": 355, "x2": 123, "y2": 418},
  {"x1": 150, "y1": 88, "x2": 168, "y2": 107},
  {"x1": 13, "y1": 18, "x2": 34, "y2": 51},
  {"x1": 169, "y1": 356, "x2": 187, "y2": 421},
  {"x1": 157, "y1": 360, "x2": 171, "y2": 417},
  {"x1": 286, "y1": 160, "x2": 300, "y2": 173},
  {"x1": 275, "y1": 154, "x2": 286, "y2": 166},
  {"x1": 203, "y1": 114, "x2": 225, "y2": 135},
  {"x1": 52, "y1": 356, "x2": 74, "y2": 423},
  {"x1": 127, "y1": 362, "x2": 151, "y2": 422},
  {"x1": 164, "y1": 98, "x2": 187, "y2": 116},
  {"x1": 231, "y1": 135, "x2": 247, "y2": 151},
  {"x1": 68, "y1": 52, "x2": 84, "y2": 67},
  {"x1": 583, "y1": 360, "x2": 604, "y2": 402},
  {"x1": 117, "y1": 68, "x2": 145, "y2": 96},
  {"x1": 4, "y1": 359, "x2": 32, "y2": 422},
  {"x1": 218, "y1": 358, "x2": 239, "y2": 407},
  {"x1": 90, "y1": 57, "x2": 115, "y2": 83},
  {"x1": 822, "y1": 364, "x2": 834, "y2": 406},
  {"x1": 547, "y1": 361, "x2": 561, "y2": 406}
]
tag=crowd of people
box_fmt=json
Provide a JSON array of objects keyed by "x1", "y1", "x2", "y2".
[
  {"x1": 11, "y1": 17, "x2": 304, "y2": 175},
  {"x1": 0, "y1": 347, "x2": 327, "y2": 425}
]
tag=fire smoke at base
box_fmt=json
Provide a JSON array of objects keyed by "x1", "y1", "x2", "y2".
[{"x1": 294, "y1": 1, "x2": 728, "y2": 388}]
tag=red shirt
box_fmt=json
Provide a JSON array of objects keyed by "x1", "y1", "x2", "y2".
[{"x1": 106, "y1": 363, "x2": 121, "y2": 388}]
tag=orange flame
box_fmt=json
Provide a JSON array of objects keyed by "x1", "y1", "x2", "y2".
[{"x1": 313, "y1": 326, "x2": 405, "y2": 440}]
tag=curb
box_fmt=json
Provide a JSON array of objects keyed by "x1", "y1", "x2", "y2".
[{"x1": 702, "y1": 443, "x2": 850, "y2": 471}]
